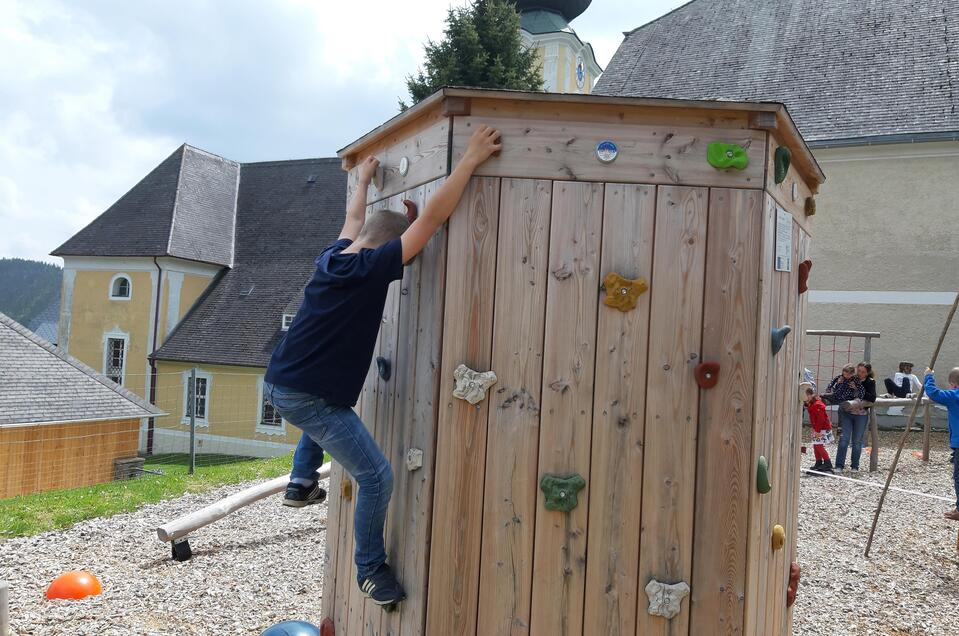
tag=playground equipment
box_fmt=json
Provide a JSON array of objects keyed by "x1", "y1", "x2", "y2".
[
  {"x1": 323, "y1": 88, "x2": 823, "y2": 636},
  {"x1": 155, "y1": 463, "x2": 331, "y2": 561},
  {"x1": 45, "y1": 571, "x2": 102, "y2": 600},
  {"x1": 1, "y1": 581, "x2": 9, "y2": 636},
  {"x1": 260, "y1": 620, "x2": 321, "y2": 636}
]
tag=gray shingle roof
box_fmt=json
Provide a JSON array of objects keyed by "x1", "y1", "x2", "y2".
[
  {"x1": 52, "y1": 145, "x2": 239, "y2": 266},
  {"x1": 594, "y1": 0, "x2": 959, "y2": 143},
  {"x1": 152, "y1": 158, "x2": 346, "y2": 368},
  {"x1": 0, "y1": 312, "x2": 164, "y2": 426},
  {"x1": 26, "y1": 297, "x2": 60, "y2": 345}
]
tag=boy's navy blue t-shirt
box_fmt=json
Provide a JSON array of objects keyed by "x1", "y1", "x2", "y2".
[{"x1": 266, "y1": 238, "x2": 403, "y2": 406}]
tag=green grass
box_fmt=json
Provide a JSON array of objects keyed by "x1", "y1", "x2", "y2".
[{"x1": 0, "y1": 452, "x2": 324, "y2": 540}]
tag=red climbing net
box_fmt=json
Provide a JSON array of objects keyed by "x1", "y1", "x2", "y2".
[{"x1": 805, "y1": 334, "x2": 868, "y2": 391}]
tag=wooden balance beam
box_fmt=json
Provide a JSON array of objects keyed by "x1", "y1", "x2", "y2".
[{"x1": 156, "y1": 462, "x2": 331, "y2": 561}]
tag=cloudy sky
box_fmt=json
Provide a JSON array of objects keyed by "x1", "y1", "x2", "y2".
[{"x1": 1, "y1": 0, "x2": 687, "y2": 263}]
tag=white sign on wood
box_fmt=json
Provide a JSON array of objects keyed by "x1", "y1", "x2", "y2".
[{"x1": 775, "y1": 206, "x2": 792, "y2": 272}]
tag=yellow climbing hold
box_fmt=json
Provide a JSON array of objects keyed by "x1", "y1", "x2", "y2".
[
  {"x1": 602, "y1": 272, "x2": 649, "y2": 312},
  {"x1": 772, "y1": 524, "x2": 786, "y2": 551}
]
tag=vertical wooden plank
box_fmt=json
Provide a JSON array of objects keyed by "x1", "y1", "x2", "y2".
[
  {"x1": 476, "y1": 178, "x2": 552, "y2": 635},
  {"x1": 322, "y1": 461, "x2": 344, "y2": 622},
  {"x1": 529, "y1": 181, "x2": 603, "y2": 636},
  {"x1": 583, "y1": 183, "x2": 655, "y2": 636},
  {"x1": 635, "y1": 185, "x2": 708, "y2": 636},
  {"x1": 689, "y1": 188, "x2": 762, "y2": 635},
  {"x1": 426, "y1": 176, "x2": 501, "y2": 636},
  {"x1": 399, "y1": 178, "x2": 448, "y2": 636}
]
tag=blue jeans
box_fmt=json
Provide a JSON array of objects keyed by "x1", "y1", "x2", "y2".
[
  {"x1": 265, "y1": 382, "x2": 393, "y2": 581},
  {"x1": 836, "y1": 411, "x2": 868, "y2": 470}
]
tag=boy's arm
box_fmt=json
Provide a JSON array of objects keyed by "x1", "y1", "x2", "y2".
[
  {"x1": 401, "y1": 125, "x2": 502, "y2": 264},
  {"x1": 339, "y1": 157, "x2": 379, "y2": 241},
  {"x1": 924, "y1": 372, "x2": 950, "y2": 405}
]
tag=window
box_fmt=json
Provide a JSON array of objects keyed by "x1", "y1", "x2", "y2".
[
  {"x1": 105, "y1": 337, "x2": 126, "y2": 385},
  {"x1": 281, "y1": 313, "x2": 295, "y2": 331},
  {"x1": 109, "y1": 274, "x2": 131, "y2": 299},
  {"x1": 256, "y1": 377, "x2": 285, "y2": 435},
  {"x1": 181, "y1": 370, "x2": 212, "y2": 426}
]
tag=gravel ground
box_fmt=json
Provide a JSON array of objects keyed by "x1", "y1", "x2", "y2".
[{"x1": 1, "y1": 432, "x2": 957, "y2": 635}]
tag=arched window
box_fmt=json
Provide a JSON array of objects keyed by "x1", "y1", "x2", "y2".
[{"x1": 109, "y1": 274, "x2": 131, "y2": 300}]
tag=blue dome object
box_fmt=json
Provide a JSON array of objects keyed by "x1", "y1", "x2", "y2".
[
  {"x1": 513, "y1": 1, "x2": 591, "y2": 23},
  {"x1": 260, "y1": 620, "x2": 321, "y2": 636}
]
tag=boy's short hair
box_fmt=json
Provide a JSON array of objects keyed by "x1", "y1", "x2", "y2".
[
  {"x1": 357, "y1": 210, "x2": 410, "y2": 248},
  {"x1": 949, "y1": 367, "x2": 959, "y2": 386}
]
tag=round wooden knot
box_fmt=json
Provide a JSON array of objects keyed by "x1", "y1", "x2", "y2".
[{"x1": 663, "y1": 364, "x2": 671, "y2": 371}]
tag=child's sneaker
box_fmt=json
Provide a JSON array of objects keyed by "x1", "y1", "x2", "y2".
[
  {"x1": 358, "y1": 563, "x2": 407, "y2": 606},
  {"x1": 283, "y1": 475, "x2": 326, "y2": 508},
  {"x1": 944, "y1": 509, "x2": 959, "y2": 521}
]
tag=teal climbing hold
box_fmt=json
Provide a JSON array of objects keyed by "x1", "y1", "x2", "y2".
[
  {"x1": 774, "y1": 146, "x2": 792, "y2": 184},
  {"x1": 540, "y1": 473, "x2": 586, "y2": 512},
  {"x1": 771, "y1": 325, "x2": 792, "y2": 355},
  {"x1": 707, "y1": 142, "x2": 749, "y2": 171},
  {"x1": 757, "y1": 456, "x2": 772, "y2": 494}
]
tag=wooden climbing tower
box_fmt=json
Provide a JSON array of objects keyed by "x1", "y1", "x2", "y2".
[{"x1": 322, "y1": 88, "x2": 824, "y2": 636}]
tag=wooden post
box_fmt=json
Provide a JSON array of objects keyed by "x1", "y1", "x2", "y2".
[
  {"x1": 188, "y1": 368, "x2": 197, "y2": 475},
  {"x1": 0, "y1": 580, "x2": 9, "y2": 636},
  {"x1": 863, "y1": 335, "x2": 872, "y2": 362},
  {"x1": 922, "y1": 402, "x2": 931, "y2": 462},
  {"x1": 869, "y1": 408, "x2": 879, "y2": 472}
]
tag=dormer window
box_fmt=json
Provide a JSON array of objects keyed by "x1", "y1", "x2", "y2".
[
  {"x1": 281, "y1": 313, "x2": 295, "y2": 331},
  {"x1": 109, "y1": 274, "x2": 131, "y2": 300}
]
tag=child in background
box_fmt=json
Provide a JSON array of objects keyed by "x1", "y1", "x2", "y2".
[
  {"x1": 804, "y1": 387, "x2": 834, "y2": 474},
  {"x1": 884, "y1": 361, "x2": 921, "y2": 398},
  {"x1": 923, "y1": 367, "x2": 959, "y2": 521}
]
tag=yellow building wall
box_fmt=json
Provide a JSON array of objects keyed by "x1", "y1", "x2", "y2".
[
  {"x1": 152, "y1": 361, "x2": 301, "y2": 457},
  {"x1": 157, "y1": 272, "x2": 216, "y2": 343},
  {"x1": 66, "y1": 270, "x2": 155, "y2": 400}
]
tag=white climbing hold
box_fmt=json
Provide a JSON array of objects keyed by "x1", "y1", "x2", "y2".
[
  {"x1": 406, "y1": 448, "x2": 423, "y2": 471},
  {"x1": 452, "y1": 364, "x2": 497, "y2": 405},
  {"x1": 645, "y1": 579, "x2": 690, "y2": 620}
]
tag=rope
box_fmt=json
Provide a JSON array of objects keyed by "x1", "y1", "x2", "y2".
[{"x1": 801, "y1": 468, "x2": 954, "y2": 504}]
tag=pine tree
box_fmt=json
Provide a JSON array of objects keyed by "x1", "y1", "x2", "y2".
[{"x1": 403, "y1": 0, "x2": 544, "y2": 109}]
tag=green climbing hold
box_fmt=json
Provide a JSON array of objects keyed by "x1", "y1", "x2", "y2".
[
  {"x1": 707, "y1": 142, "x2": 749, "y2": 171},
  {"x1": 774, "y1": 146, "x2": 792, "y2": 184},
  {"x1": 540, "y1": 473, "x2": 586, "y2": 512},
  {"x1": 757, "y1": 456, "x2": 772, "y2": 494}
]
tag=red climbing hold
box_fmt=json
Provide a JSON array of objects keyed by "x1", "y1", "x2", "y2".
[
  {"x1": 320, "y1": 617, "x2": 335, "y2": 636},
  {"x1": 403, "y1": 199, "x2": 418, "y2": 224},
  {"x1": 786, "y1": 561, "x2": 801, "y2": 608},
  {"x1": 694, "y1": 362, "x2": 720, "y2": 389},
  {"x1": 798, "y1": 260, "x2": 812, "y2": 294}
]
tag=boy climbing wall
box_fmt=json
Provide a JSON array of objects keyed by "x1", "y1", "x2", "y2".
[
  {"x1": 923, "y1": 367, "x2": 959, "y2": 521},
  {"x1": 264, "y1": 125, "x2": 502, "y2": 607}
]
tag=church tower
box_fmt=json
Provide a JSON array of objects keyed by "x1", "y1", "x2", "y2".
[{"x1": 516, "y1": 1, "x2": 602, "y2": 93}]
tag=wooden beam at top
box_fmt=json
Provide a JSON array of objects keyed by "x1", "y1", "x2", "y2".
[
  {"x1": 749, "y1": 111, "x2": 778, "y2": 130},
  {"x1": 441, "y1": 96, "x2": 471, "y2": 117}
]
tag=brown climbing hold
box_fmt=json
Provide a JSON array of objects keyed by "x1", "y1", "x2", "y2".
[
  {"x1": 602, "y1": 272, "x2": 649, "y2": 312},
  {"x1": 402, "y1": 199, "x2": 418, "y2": 224},
  {"x1": 694, "y1": 362, "x2": 721, "y2": 389},
  {"x1": 320, "y1": 617, "x2": 336, "y2": 636},
  {"x1": 341, "y1": 479, "x2": 352, "y2": 501},
  {"x1": 804, "y1": 196, "x2": 816, "y2": 216},
  {"x1": 786, "y1": 561, "x2": 801, "y2": 608},
  {"x1": 798, "y1": 260, "x2": 812, "y2": 294}
]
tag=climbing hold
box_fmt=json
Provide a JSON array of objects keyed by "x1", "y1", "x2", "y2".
[
  {"x1": 774, "y1": 146, "x2": 792, "y2": 184},
  {"x1": 771, "y1": 325, "x2": 792, "y2": 355},
  {"x1": 452, "y1": 364, "x2": 497, "y2": 405},
  {"x1": 757, "y1": 456, "x2": 772, "y2": 494},
  {"x1": 644, "y1": 580, "x2": 690, "y2": 620},
  {"x1": 694, "y1": 362, "x2": 721, "y2": 389},
  {"x1": 540, "y1": 473, "x2": 586, "y2": 512},
  {"x1": 46, "y1": 571, "x2": 102, "y2": 600},
  {"x1": 376, "y1": 356, "x2": 391, "y2": 381},
  {"x1": 786, "y1": 562, "x2": 801, "y2": 608},
  {"x1": 402, "y1": 199, "x2": 418, "y2": 224},
  {"x1": 791, "y1": 182, "x2": 799, "y2": 201},
  {"x1": 771, "y1": 524, "x2": 786, "y2": 551},
  {"x1": 804, "y1": 197, "x2": 816, "y2": 216},
  {"x1": 798, "y1": 260, "x2": 812, "y2": 294},
  {"x1": 707, "y1": 142, "x2": 749, "y2": 171},
  {"x1": 596, "y1": 140, "x2": 618, "y2": 164},
  {"x1": 406, "y1": 447, "x2": 423, "y2": 471},
  {"x1": 371, "y1": 165, "x2": 385, "y2": 192},
  {"x1": 260, "y1": 620, "x2": 321, "y2": 636},
  {"x1": 398, "y1": 156, "x2": 410, "y2": 177},
  {"x1": 320, "y1": 618, "x2": 335, "y2": 636},
  {"x1": 341, "y1": 479, "x2": 352, "y2": 501},
  {"x1": 602, "y1": 272, "x2": 649, "y2": 312}
]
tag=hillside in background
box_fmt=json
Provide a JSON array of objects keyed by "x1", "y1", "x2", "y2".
[{"x1": 0, "y1": 258, "x2": 62, "y2": 326}]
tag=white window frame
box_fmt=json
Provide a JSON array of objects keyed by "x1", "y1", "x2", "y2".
[
  {"x1": 102, "y1": 330, "x2": 129, "y2": 386},
  {"x1": 181, "y1": 369, "x2": 213, "y2": 427},
  {"x1": 281, "y1": 313, "x2": 295, "y2": 331},
  {"x1": 256, "y1": 376, "x2": 286, "y2": 436},
  {"x1": 108, "y1": 273, "x2": 133, "y2": 300}
]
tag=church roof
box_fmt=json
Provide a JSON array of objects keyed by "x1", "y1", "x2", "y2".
[
  {"x1": 594, "y1": 0, "x2": 959, "y2": 143},
  {"x1": 52, "y1": 145, "x2": 239, "y2": 266},
  {"x1": 514, "y1": 1, "x2": 591, "y2": 23}
]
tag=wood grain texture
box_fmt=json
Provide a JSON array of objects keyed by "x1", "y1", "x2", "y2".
[
  {"x1": 321, "y1": 460, "x2": 344, "y2": 623},
  {"x1": 476, "y1": 179, "x2": 552, "y2": 635},
  {"x1": 636, "y1": 185, "x2": 708, "y2": 636},
  {"x1": 582, "y1": 183, "x2": 656, "y2": 636},
  {"x1": 426, "y1": 177, "x2": 501, "y2": 636},
  {"x1": 452, "y1": 116, "x2": 766, "y2": 190},
  {"x1": 689, "y1": 188, "x2": 762, "y2": 635},
  {"x1": 529, "y1": 181, "x2": 604, "y2": 636}
]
